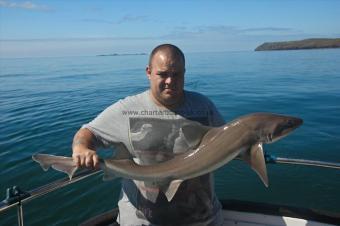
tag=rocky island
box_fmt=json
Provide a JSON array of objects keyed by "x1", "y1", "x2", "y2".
[{"x1": 255, "y1": 38, "x2": 340, "y2": 51}]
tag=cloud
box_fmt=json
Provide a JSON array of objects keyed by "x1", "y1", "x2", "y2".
[
  {"x1": 160, "y1": 25, "x2": 241, "y2": 39},
  {"x1": 241, "y1": 27, "x2": 296, "y2": 33},
  {"x1": 0, "y1": 36, "x2": 154, "y2": 42},
  {"x1": 0, "y1": 0, "x2": 52, "y2": 11},
  {"x1": 87, "y1": 6, "x2": 103, "y2": 13},
  {"x1": 160, "y1": 25, "x2": 304, "y2": 40},
  {"x1": 81, "y1": 14, "x2": 149, "y2": 25},
  {"x1": 80, "y1": 19, "x2": 115, "y2": 25},
  {"x1": 117, "y1": 15, "x2": 149, "y2": 24},
  {"x1": 0, "y1": 25, "x2": 305, "y2": 43},
  {"x1": 239, "y1": 27, "x2": 305, "y2": 37}
]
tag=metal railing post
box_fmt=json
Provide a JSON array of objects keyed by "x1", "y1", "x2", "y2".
[{"x1": 17, "y1": 202, "x2": 24, "y2": 226}]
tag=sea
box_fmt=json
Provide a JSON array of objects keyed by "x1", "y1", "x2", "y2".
[{"x1": 1, "y1": 49, "x2": 339, "y2": 225}]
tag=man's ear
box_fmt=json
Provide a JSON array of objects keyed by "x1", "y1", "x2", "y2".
[{"x1": 146, "y1": 65, "x2": 151, "y2": 80}]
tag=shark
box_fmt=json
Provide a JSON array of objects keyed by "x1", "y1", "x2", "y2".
[{"x1": 32, "y1": 112, "x2": 303, "y2": 202}]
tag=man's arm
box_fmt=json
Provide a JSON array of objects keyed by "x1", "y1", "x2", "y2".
[{"x1": 72, "y1": 128, "x2": 99, "y2": 169}]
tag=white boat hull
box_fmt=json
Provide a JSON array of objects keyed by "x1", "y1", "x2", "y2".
[{"x1": 223, "y1": 210, "x2": 334, "y2": 226}]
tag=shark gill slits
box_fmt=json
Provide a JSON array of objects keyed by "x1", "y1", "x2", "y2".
[{"x1": 266, "y1": 134, "x2": 273, "y2": 143}]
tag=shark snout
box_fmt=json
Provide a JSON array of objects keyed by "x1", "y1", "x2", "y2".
[
  {"x1": 289, "y1": 117, "x2": 303, "y2": 128},
  {"x1": 271, "y1": 116, "x2": 303, "y2": 140}
]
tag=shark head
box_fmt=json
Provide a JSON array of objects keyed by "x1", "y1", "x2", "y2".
[
  {"x1": 234, "y1": 113, "x2": 303, "y2": 187},
  {"x1": 242, "y1": 113, "x2": 303, "y2": 144}
]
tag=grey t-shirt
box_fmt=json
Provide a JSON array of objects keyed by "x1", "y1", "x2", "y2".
[{"x1": 84, "y1": 90, "x2": 225, "y2": 226}]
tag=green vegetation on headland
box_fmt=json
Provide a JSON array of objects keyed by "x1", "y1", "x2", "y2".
[
  {"x1": 96, "y1": 53, "x2": 147, "y2": 56},
  {"x1": 255, "y1": 38, "x2": 340, "y2": 51}
]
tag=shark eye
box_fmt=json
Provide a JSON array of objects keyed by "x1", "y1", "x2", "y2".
[
  {"x1": 286, "y1": 120, "x2": 294, "y2": 127},
  {"x1": 282, "y1": 120, "x2": 296, "y2": 130}
]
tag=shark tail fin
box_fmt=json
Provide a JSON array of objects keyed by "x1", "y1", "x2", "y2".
[
  {"x1": 32, "y1": 154, "x2": 78, "y2": 180},
  {"x1": 242, "y1": 143, "x2": 269, "y2": 187}
]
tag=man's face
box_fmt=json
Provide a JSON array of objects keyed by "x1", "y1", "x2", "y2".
[{"x1": 146, "y1": 51, "x2": 185, "y2": 108}]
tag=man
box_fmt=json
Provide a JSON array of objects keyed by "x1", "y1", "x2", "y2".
[{"x1": 72, "y1": 44, "x2": 225, "y2": 225}]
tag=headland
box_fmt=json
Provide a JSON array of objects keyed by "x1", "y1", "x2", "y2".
[{"x1": 255, "y1": 38, "x2": 340, "y2": 51}]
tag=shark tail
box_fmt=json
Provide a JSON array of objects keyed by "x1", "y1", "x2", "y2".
[{"x1": 32, "y1": 154, "x2": 78, "y2": 180}]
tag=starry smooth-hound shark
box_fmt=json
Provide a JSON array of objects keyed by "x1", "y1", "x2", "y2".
[{"x1": 33, "y1": 113, "x2": 303, "y2": 202}]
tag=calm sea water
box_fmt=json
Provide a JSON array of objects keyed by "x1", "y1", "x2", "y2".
[{"x1": 1, "y1": 49, "x2": 339, "y2": 225}]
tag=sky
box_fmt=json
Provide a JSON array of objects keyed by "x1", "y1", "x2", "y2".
[{"x1": 0, "y1": 0, "x2": 340, "y2": 58}]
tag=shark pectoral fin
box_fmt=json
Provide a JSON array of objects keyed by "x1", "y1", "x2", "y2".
[
  {"x1": 244, "y1": 143, "x2": 269, "y2": 187},
  {"x1": 51, "y1": 163, "x2": 78, "y2": 180},
  {"x1": 162, "y1": 179, "x2": 183, "y2": 202}
]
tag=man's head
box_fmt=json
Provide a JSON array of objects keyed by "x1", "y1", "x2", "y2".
[{"x1": 146, "y1": 44, "x2": 185, "y2": 108}]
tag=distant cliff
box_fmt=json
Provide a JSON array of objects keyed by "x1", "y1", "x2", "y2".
[{"x1": 255, "y1": 38, "x2": 340, "y2": 51}]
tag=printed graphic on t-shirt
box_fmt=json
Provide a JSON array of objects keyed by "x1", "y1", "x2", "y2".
[
  {"x1": 129, "y1": 117, "x2": 208, "y2": 164},
  {"x1": 127, "y1": 116, "x2": 217, "y2": 224}
]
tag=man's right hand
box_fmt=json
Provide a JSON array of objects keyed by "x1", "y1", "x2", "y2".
[
  {"x1": 72, "y1": 147, "x2": 99, "y2": 169},
  {"x1": 72, "y1": 128, "x2": 100, "y2": 169}
]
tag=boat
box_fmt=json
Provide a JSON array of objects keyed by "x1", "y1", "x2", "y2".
[
  {"x1": 1, "y1": 156, "x2": 340, "y2": 226},
  {"x1": 80, "y1": 199, "x2": 339, "y2": 226}
]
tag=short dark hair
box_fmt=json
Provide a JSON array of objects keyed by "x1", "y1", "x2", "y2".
[{"x1": 148, "y1": 44, "x2": 185, "y2": 67}]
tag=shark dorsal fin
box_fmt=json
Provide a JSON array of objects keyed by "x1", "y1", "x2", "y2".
[
  {"x1": 181, "y1": 123, "x2": 212, "y2": 148},
  {"x1": 200, "y1": 127, "x2": 223, "y2": 144},
  {"x1": 242, "y1": 143, "x2": 269, "y2": 187}
]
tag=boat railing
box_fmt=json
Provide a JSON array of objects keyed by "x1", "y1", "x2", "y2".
[
  {"x1": 264, "y1": 154, "x2": 340, "y2": 169},
  {"x1": 0, "y1": 169, "x2": 101, "y2": 226},
  {"x1": 1, "y1": 153, "x2": 339, "y2": 226}
]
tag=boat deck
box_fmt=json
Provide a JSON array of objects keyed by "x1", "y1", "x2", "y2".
[{"x1": 80, "y1": 200, "x2": 340, "y2": 226}]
